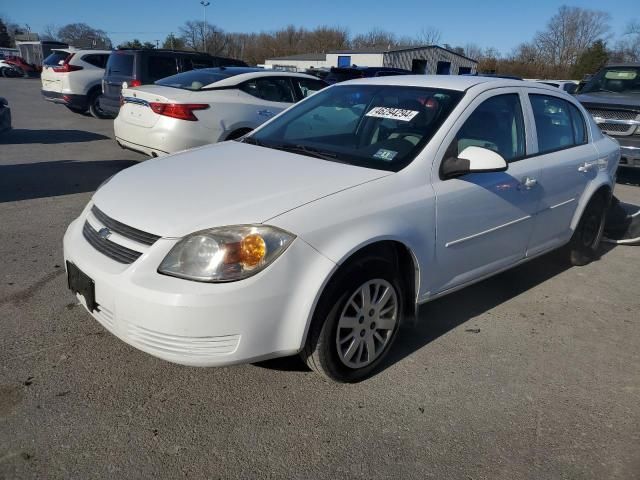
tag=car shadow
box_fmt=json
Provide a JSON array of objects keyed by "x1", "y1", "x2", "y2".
[
  {"x1": 617, "y1": 168, "x2": 640, "y2": 187},
  {"x1": 256, "y1": 247, "x2": 617, "y2": 379},
  {"x1": 0, "y1": 129, "x2": 109, "y2": 145},
  {"x1": 0, "y1": 159, "x2": 138, "y2": 203}
]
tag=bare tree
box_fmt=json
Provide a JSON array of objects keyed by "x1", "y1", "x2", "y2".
[
  {"x1": 535, "y1": 6, "x2": 610, "y2": 66},
  {"x1": 417, "y1": 26, "x2": 441, "y2": 45},
  {"x1": 351, "y1": 28, "x2": 398, "y2": 50},
  {"x1": 463, "y1": 43, "x2": 483, "y2": 60},
  {"x1": 40, "y1": 24, "x2": 59, "y2": 41},
  {"x1": 58, "y1": 23, "x2": 111, "y2": 49}
]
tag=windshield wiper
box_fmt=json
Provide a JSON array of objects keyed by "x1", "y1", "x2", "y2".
[
  {"x1": 270, "y1": 143, "x2": 340, "y2": 161},
  {"x1": 238, "y1": 136, "x2": 262, "y2": 145}
]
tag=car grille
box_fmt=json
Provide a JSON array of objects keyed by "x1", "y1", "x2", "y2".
[
  {"x1": 83, "y1": 221, "x2": 143, "y2": 264},
  {"x1": 91, "y1": 206, "x2": 160, "y2": 245},
  {"x1": 586, "y1": 108, "x2": 640, "y2": 136}
]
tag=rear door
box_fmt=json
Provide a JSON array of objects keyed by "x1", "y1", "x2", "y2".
[
  {"x1": 524, "y1": 91, "x2": 598, "y2": 255},
  {"x1": 103, "y1": 52, "x2": 135, "y2": 100}
]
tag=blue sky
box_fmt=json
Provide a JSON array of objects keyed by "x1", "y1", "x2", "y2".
[{"x1": 1, "y1": 0, "x2": 636, "y2": 53}]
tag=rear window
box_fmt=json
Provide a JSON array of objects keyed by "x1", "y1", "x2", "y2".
[
  {"x1": 44, "y1": 51, "x2": 70, "y2": 67},
  {"x1": 106, "y1": 53, "x2": 134, "y2": 76},
  {"x1": 155, "y1": 69, "x2": 235, "y2": 90}
]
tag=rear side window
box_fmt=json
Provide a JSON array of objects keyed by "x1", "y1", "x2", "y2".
[
  {"x1": 529, "y1": 94, "x2": 584, "y2": 154},
  {"x1": 292, "y1": 78, "x2": 327, "y2": 98},
  {"x1": 240, "y1": 78, "x2": 296, "y2": 103},
  {"x1": 106, "y1": 53, "x2": 134, "y2": 76},
  {"x1": 181, "y1": 56, "x2": 215, "y2": 71},
  {"x1": 44, "y1": 51, "x2": 70, "y2": 67},
  {"x1": 147, "y1": 55, "x2": 178, "y2": 82},
  {"x1": 447, "y1": 93, "x2": 526, "y2": 162},
  {"x1": 82, "y1": 54, "x2": 108, "y2": 69}
]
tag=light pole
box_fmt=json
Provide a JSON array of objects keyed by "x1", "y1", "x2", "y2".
[{"x1": 200, "y1": 1, "x2": 210, "y2": 53}]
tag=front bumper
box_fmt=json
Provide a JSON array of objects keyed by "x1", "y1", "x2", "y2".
[
  {"x1": 62, "y1": 208, "x2": 335, "y2": 367},
  {"x1": 41, "y1": 90, "x2": 88, "y2": 109},
  {"x1": 615, "y1": 135, "x2": 640, "y2": 168}
]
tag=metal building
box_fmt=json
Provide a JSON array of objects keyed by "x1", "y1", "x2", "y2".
[{"x1": 265, "y1": 45, "x2": 477, "y2": 75}]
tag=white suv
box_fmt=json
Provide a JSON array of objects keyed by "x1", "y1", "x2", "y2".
[{"x1": 41, "y1": 48, "x2": 111, "y2": 118}]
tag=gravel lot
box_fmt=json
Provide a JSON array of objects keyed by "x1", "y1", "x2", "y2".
[{"x1": 1, "y1": 77, "x2": 639, "y2": 480}]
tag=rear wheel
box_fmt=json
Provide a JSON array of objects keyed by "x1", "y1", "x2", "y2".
[
  {"x1": 566, "y1": 193, "x2": 608, "y2": 266},
  {"x1": 88, "y1": 91, "x2": 110, "y2": 119},
  {"x1": 301, "y1": 259, "x2": 403, "y2": 382}
]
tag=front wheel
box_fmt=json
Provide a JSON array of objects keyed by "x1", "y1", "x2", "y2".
[
  {"x1": 566, "y1": 193, "x2": 608, "y2": 266},
  {"x1": 301, "y1": 260, "x2": 403, "y2": 382}
]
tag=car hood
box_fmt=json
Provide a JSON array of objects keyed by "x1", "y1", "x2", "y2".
[
  {"x1": 93, "y1": 142, "x2": 389, "y2": 238},
  {"x1": 576, "y1": 92, "x2": 640, "y2": 110}
]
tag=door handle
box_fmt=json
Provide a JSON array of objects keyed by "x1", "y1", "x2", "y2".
[
  {"x1": 520, "y1": 177, "x2": 538, "y2": 190},
  {"x1": 578, "y1": 162, "x2": 594, "y2": 173},
  {"x1": 258, "y1": 110, "x2": 275, "y2": 117}
]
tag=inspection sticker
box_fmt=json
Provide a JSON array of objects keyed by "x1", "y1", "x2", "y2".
[
  {"x1": 366, "y1": 106, "x2": 419, "y2": 122},
  {"x1": 373, "y1": 149, "x2": 398, "y2": 161}
]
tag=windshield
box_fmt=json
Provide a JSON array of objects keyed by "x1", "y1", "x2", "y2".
[
  {"x1": 248, "y1": 84, "x2": 463, "y2": 172},
  {"x1": 582, "y1": 67, "x2": 640, "y2": 94}
]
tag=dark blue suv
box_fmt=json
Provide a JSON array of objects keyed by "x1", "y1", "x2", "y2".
[{"x1": 325, "y1": 66, "x2": 412, "y2": 84}]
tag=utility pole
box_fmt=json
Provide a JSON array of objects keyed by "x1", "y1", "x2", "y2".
[
  {"x1": 155, "y1": 39, "x2": 159, "y2": 49},
  {"x1": 169, "y1": 32, "x2": 175, "y2": 50},
  {"x1": 200, "y1": 1, "x2": 210, "y2": 53}
]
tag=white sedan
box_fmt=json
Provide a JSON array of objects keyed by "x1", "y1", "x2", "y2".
[
  {"x1": 65, "y1": 76, "x2": 619, "y2": 382},
  {"x1": 113, "y1": 67, "x2": 327, "y2": 157}
]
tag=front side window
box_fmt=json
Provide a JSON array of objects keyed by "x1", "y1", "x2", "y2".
[
  {"x1": 446, "y1": 93, "x2": 526, "y2": 162},
  {"x1": 529, "y1": 94, "x2": 577, "y2": 154},
  {"x1": 240, "y1": 78, "x2": 296, "y2": 103},
  {"x1": 249, "y1": 84, "x2": 463, "y2": 172}
]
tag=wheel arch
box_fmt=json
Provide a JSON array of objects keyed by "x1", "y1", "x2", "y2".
[
  {"x1": 299, "y1": 238, "x2": 421, "y2": 350},
  {"x1": 570, "y1": 179, "x2": 613, "y2": 231}
]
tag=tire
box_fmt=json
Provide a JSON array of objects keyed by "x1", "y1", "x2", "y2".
[
  {"x1": 88, "y1": 91, "x2": 110, "y2": 119},
  {"x1": 66, "y1": 105, "x2": 88, "y2": 114},
  {"x1": 566, "y1": 193, "x2": 608, "y2": 266},
  {"x1": 301, "y1": 258, "x2": 403, "y2": 383}
]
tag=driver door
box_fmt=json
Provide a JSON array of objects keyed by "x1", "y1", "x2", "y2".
[{"x1": 430, "y1": 89, "x2": 542, "y2": 294}]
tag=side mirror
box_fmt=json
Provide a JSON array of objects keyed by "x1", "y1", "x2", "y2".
[{"x1": 441, "y1": 146, "x2": 508, "y2": 179}]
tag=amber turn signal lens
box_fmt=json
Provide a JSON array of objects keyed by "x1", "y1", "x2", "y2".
[{"x1": 240, "y1": 234, "x2": 266, "y2": 267}]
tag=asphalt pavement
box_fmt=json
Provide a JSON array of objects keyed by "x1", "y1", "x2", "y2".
[{"x1": 0, "y1": 77, "x2": 639, "y2": 479}]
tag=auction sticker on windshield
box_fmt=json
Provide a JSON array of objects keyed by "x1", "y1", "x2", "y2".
[{"x1": 366, "y1": 107, "x2": 419, "y2": 122}]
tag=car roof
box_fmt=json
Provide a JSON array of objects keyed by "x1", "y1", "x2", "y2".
[
  {"x1": 52, "y1": 48, "x2": 111, "y2": 55},
  {"x1": 336, "y1": 75, "x2": 521, "y2": 91}
]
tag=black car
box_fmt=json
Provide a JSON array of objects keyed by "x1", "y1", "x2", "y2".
[
  {"x1": 100, "y1": 49, "x2": 247, "y2": 117},
  {"x1": 324, "y1": 66, "x2": 412, "y2": 84}
]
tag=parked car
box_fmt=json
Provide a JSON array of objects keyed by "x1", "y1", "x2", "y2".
[
  {"x1": 325, "y1": 66, "x2": 412, "y2": 84},
  {"x1": 40, "y1": 48, "x2": 112, "y2": 118},
  {"x1": 535, "y1": 80, "x2": 578, "y2": 94},
  {"x1": 114, "y1": 67, "x2": 327, "y2": 156},
  {"x1": 0, "y1": 55, "x2": 40, "y2": 78},
  {"x1": 0, "y1": 97, "x2": 11, "y2": 132},
  {"x1": 576, "y1": 64, "x2": 640, "y2": 168},
  {"x1": 100, "y1": 49, "x2": 248, "y2": 118},
  {"x1": 0, "y1": 58, "x2": 21, "y2": 77},
  {"x1": 64, "y1": 76, "x2": 619, "y2": 382}
]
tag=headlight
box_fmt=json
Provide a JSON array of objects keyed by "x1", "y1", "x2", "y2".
[{"x1": 158, "y1": 225, "x2": 295, "y2": 282}]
